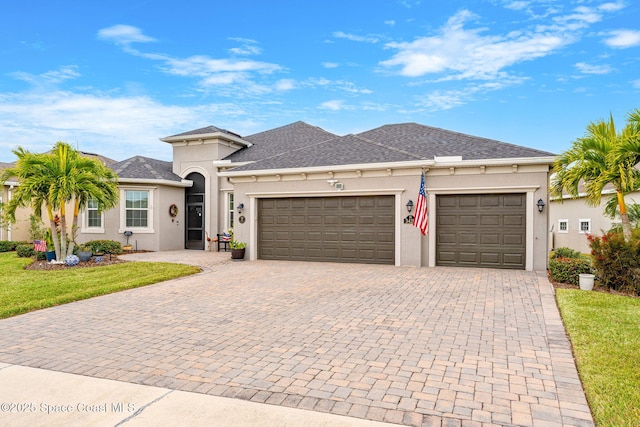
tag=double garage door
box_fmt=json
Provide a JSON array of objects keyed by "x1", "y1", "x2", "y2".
[
  {"x1": 436, "y1": 193, "x2": 526, "y2": 269},
  {"x1": 258, "y1": 196, "x2": 395, "y2": 264}
]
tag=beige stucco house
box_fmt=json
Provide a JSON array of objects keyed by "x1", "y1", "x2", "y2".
[
  {"x1": 549, "y1": 190, "x2": 640, "y2": 254},
  {"x1": 3, "y1": 121, "x2": 556, "y2": 271}
]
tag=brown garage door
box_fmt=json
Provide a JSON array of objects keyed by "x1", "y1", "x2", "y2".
[
  {"x1": 436, "y1": 194, "x2": 526, "y2": 269},
  {"x1": 258, "y1": 196, "x2": 395, "y2": 264}
]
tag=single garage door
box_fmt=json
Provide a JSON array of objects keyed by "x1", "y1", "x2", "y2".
[
  {"x1": 436, "y1": 194, "x2": 526, "y2": 269},
  {"x1": 258, "y1": 196, "x2": 394, "y2": 264}
]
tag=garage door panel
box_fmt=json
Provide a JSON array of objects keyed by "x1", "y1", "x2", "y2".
[
  {"x1": 259, "y1": 196, "x2": 394, "y2": 264},
  {"x1": 436, "y1": 194, "x2": 525, "y2": 269}
]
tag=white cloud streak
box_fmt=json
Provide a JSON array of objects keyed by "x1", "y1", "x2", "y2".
[{"x1": 603, "y1": 30, "x2": 640, "y2": 48}]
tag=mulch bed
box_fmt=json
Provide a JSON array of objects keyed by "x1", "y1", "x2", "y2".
[
  {"x1": 25, "y1": 255, "x2": 126, "y2": 270},
  {"x1": 548, "y1": 271, "x2": 639, "y2": 298}
]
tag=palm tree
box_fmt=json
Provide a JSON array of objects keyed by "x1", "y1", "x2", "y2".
[
  {"x1": 1, "y1": 142, "x2": 118, "y2": 260},
  {"x1": 551, "y1": 112, "x2": 640, "y2": 240}
]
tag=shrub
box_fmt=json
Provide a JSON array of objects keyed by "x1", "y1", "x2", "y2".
[
  {"x1": 0, "y1": 241, "x2": 18, "y2": 252},
  {"x1": 550, "y1": 247, "x2": 582, "y2": 259},
  {"x1": 83, "y1": 240, "x2": 123, "y2": 255},
  {"x1": 588, "y1": 231, "x2": 640, "y2": 294},
  {"x1": 16, "y1": 244, "x2": 34, "y2": 258},
  {"x1": 549, "y1": 257, "x2": 593, "y2": 285}
]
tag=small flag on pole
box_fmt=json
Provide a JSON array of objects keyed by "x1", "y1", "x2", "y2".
[
  {"x1": 33, "y1": 239, "x2": 47, "y2": 252},
  {"x1": 413, "y1": 171, "x2": 428, "y2": 235}
]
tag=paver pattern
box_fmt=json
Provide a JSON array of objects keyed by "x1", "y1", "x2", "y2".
[{"x1": 0, "y1": 251, "x2": 593, "y2": 426}]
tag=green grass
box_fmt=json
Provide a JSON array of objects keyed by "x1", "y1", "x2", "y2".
[
  {"x1": 556, "y1": 289, "x2": 640, "y2": 427},
  {"x1": 0, "y1": 252, "x2": 200, "y2": 319}
]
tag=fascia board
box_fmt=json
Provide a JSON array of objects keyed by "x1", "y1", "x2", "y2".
[{"x1": 117, "y1": 178, "x2": 193, "y2": 188}]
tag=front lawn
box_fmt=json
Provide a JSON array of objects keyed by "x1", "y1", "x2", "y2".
[
  {"x1": 0, "y1": 252, "x2": 200, "y2": 319},
  {"x1": 556, "y1": 289, "x2": 640, "y2": 427}
]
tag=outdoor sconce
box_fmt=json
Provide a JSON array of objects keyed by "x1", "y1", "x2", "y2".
[
  {"x1": 237, "y1": 203, "x2": 245, "y2": 214},
  {"x1": 537, "y1": 199, "x2": 545, "y2": 213},
  {"x1": 406, "y1": 200, "x2": 414, "y2": 213}
]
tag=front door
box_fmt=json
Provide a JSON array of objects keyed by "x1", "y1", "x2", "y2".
[{"x1": 185, "y1": 172, "x2": 205, "y2": 250}]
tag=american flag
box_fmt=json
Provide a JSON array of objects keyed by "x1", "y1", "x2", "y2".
[
  {"x1": 33, "y1": 239, "x2": 47, "y2": 252},
  {"x1": 412, "y1": 171, "x2": 428, "y2": 235}
]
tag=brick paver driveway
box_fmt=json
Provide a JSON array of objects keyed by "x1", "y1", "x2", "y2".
[{"x1": 0, "y1": 251, "x2": 593, "y2": 426}]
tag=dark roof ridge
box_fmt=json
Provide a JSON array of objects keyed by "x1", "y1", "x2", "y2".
[
  {"x1": 350, "y1": 134, "x2": 425, "y2": 161},
  {"x1": 239, "y1": 134, "x2": 342, "y2": 166}
]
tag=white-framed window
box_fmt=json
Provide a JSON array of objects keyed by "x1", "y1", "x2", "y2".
[
  {"x1": 558, "y1": 219, "x2": 568, "y2": 234},
  {"x1": 578, "y1": 218, "x2": 591, "y2": 234},
  {"x1": 119, "y1": 187, "x2": 155, "y2": 233},
  {"x1": 81, "y1": 198, "x2": 105, "y2": 234},
  {"x1": 226, "y1": 192, "x2": 234, "y2": 230}
]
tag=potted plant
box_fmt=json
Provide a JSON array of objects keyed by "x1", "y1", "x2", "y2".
[
  {"x1": 76, "y1": 244, "x2": 93, "y2": 262},
  {"x1": 229, "y1": 240, "x2": 246, "y2": 260}
]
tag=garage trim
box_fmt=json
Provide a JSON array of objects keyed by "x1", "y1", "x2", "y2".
[
  {"x1": 247, "y1": 190, "x2": 404, "y2": 265},
  {"x1": 427, "y1": 186, "x2": 539, "y2": 271}
]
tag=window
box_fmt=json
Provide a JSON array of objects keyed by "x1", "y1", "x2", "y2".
[
  {"x1": 579, "y1": 218, "x2": 591, "y2": 234},
  {"x1": 227, "y1": 192, "x2": 234, "y2": 230},
  {"x1": 119, "y1": 188, "x2": 154, "y2": 233},
  {"x1": 558, "y1": 219, "x2": 568, "y2": 234},
  {"x1": 81, "y1": 198, "x2": 105, "y2": 233},
  {"x1": 126, "y1": 190, "x2": 149, "y2": 227},
  {"x1": 87, "y1": 199, "x2": 101, "y2": 228}
]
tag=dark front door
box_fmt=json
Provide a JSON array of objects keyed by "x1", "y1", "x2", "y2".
[{"x1": 185, "y1": 172, "x2": 205, "y2": 250}]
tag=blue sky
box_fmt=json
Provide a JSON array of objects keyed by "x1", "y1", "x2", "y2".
[{"x1": 1, "y1": 0, "x2": 639, "y2": 163}]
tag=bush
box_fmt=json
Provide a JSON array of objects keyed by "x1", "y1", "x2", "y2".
[
  {"x1": 550, "y1": 247, "x2": 583, "y2": 259},
  {"x1": 588, "y1": 231, "x2": 640, "y2": 294},
  {"x1": 83, "y1": 240, "x2": 123, "y2": 255},
  {"x1": 549, "y1": 257, "x2": 593, "y2": 285},
  {"x1": 0, "y1": 241, "x2": 18, "y2": 252},
  {"x1": 16, "y1": 244, "x2": 34, "y2": 258}
]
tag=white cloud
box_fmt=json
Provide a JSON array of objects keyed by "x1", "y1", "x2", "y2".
[
  {"x1": 228, "y1": 38, "x2": 262, "y2": 56},
  {"x1": 322, "y1": 62, "x2": 340, "y2": 68},
  {"x1": 384, "y1": 20, "x2": 396, "y2": 26},
  {"x1": 11, "y1": 65, "x2": 81, "y2": 85},
  {"x1": 97, "y1": 25, "x2": 156, "y2": 45},
  {"x1": 381, "y1": 9, "x2": 567, "y2": 80},
  {"x1": 599, "y1": 2, "x2": 625, "y2": 12},
  {"x1": 98, "y1": 26, "x2": 284, "y2": 96},
  {"x1": 275, "y1": 79, "x2": 296, "y2": 91},
  {"x1": 603, "y1": 30, "x2": 640, "y2": 48},
  {"x1": 333, "y1": 31, "x2": 380, "y2": 44},
  {"x1": 319, "y1": 100, "x2": 346, "y2": 111},
  {"x1": 575, "y1": 62, "x2": 614, "y2": 74},
  {"x1": 632, "y1": 79, "x2": 640, "y2": 89}
]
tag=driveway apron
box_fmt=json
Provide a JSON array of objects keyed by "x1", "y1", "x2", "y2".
[{"x1": 0, "y1": 251, "x2": 593, "y2": 426}]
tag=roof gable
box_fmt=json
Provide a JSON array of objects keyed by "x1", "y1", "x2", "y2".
[
  {"x1": 224, "y1": 121, "x2": 338, "y2": 163},
  {"x1": 111, "y1": 156, "x2": 182, "y2": 182},
  {"x1": 165, "y1": 125, "x2": 242, "y2": 139}
]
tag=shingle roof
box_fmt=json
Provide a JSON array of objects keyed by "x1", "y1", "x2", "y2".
[
  {"x1": 0, "y1": 162, "x2": 14, "y2": 171},
  {"x1": 224, "y1": 121, "x2": 338, "y2": 163},
  {"x1": 357, "y1": 123, "x2": 554, "y2": 160},
  {"x1": 111, "y1": 156, "x2": 182, "y2": 182},
  {"x1": 228, "y1": 122, "x2": 554, "y2": 171},
  {"x1": 165, "y1": 125, "x2": 242, "y2": 139}
]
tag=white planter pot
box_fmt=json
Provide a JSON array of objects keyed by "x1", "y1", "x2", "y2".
[{"x1": 579, "y1": 274, "x2": 595, "y2": 291}]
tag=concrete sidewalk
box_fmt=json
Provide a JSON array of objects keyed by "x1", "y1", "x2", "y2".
[{"x1": 0, "y1": 363, "x2": 395, "y2": 426}]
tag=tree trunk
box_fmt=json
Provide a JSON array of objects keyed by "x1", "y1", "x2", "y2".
[
  {"x1": 47, "y1": 206, "x2": 61, "y2": 260},
  {"x1": 617, "y1": 190, "x2": 632, "y2": 240}
]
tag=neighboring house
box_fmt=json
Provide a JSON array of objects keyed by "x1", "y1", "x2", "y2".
[
  {"x1": 3, "y1": 121, "x2": 556, "y2": 271},
  {"x1": 550, "y1": 190, "x2": 640, "y2": 254},
  {"x1": 0, "y1": 161, "x2": 30, "y2": 242}
]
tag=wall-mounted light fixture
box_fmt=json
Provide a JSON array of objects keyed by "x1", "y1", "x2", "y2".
[
  {"x1": 537, "y1": 199, "x2": 545, "y2": 213},
  {"x1": 237, "y1": 203, "x2": 245, "y2": 214},
  {"x1": 406, "y1": 200, "x2": 414, "y2": 213}
]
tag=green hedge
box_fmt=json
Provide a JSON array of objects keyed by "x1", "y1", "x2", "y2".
[
  {"x1": 588, "y1": 231, "x2": 640, "y2": 294},
  {"x1": 0, "y1": 241, "x2": 19, "y2": 252},
  {"x1": 549, "y1": 257, "x2": 593, "y2": 285},
  {"x1": 83, "y1": 240, "x2": 123, "y2": 255}
]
